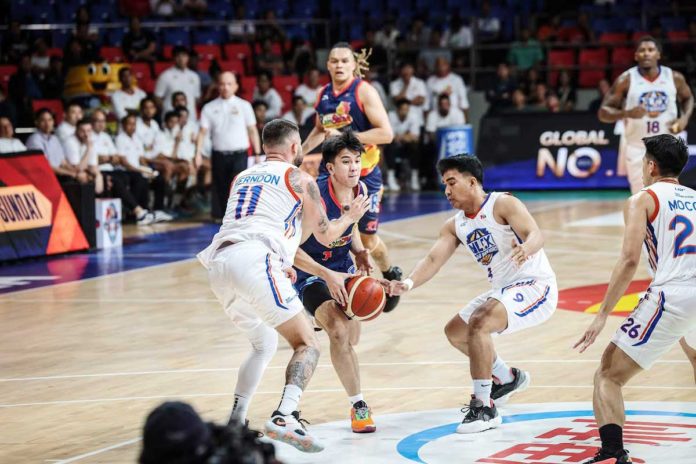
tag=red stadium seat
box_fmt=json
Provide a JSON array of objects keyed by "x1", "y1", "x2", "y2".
[
  {"x1": 0, "y1": 65, "x2": 17, "y2": 92},
  {"x1": 32, "y1": 99, "x2": 64, "y2": 124},
  {"x1": 318, "y1": 74, "x2": 330, "y2": 86},
  {"x1": 667, "y1": 30, "x2": 689, "y2": 41},
  {"x1": 578, "y1": 48, "x2": 608, "y2": 88},
  {"x1": 611, "y1": 47, "x2": 635, "y2": 80},
  {"x1": 273, "y1": 75, "x2": 300, "y2": 112},
  {"x1": 547, "y1": 49, "x2": 575, "y2": 86},
  {"x1": 153, "y1": 61, "x2": 170, "y2": 78},
  {"x1": 598, "y1": 32, "x2": 628, "y2": 45},
  {"x1": 224, "y1": 43, "x2": 253, "y2": 73},
  {"x1": 47, "y1": 47, "x2": 63, "y2": 57},
  {"x1": 350, "y1": 40, "x2": 365, "y2": 50},
  {"x1": 218, "y1": 60, "x2": 245, "y2": 76},
  {"x1": 631, "y1": 31, "x2": 649, "y2": 41},
  {"x1": 193, "y1": 44, "x2": 222, "y2": 61},
  {"x1": 162, "y1": 45, "x2": 174, "y2": 60},
  {"x1": 129, "y1": 62, "x2": 154, "y2": 92},
  {"x1": 240, "y1": 76, "x2": 257, "y2": 102},
  {"x1": 253, "y1": 41, "x2": 282, "y2": 56},
  {"x1": 100, "y1": 46, "x2": 125, "y2": 62}
]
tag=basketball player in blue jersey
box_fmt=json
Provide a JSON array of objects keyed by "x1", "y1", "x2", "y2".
[
  {"x1": 293, "y1": 131, "x2": 378, "y2": 433},
  {"x1": 386, "y1": 155, "x2": 558, "y2": 433},
  {"x1": 302, "y1": 42, "x2": 404, "y2": 313}
]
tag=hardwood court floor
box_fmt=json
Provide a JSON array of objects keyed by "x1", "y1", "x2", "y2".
[{"x1": 1, "y1": 193, "x2": 694, "y2": 463}]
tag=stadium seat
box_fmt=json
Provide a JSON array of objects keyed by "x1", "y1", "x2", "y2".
[
  {"x1": 273, "y1": 75, "x2": 300, "y2": 112},
  {"x1": 660, "y1": 16, "x2": 687, "y2": 31},
  {"x1": 193, "y1": 44, "x2": 222, "y2": 61},
  {"x1": 47, "y1": 47, "x2": 63, "y2": 57},
  {"x1": 218, "y1": 60, "x2": 245, "y2": 76},
  {"x1": 224, "y1": 43, "x2": 253, "y2": 74},
  {"x1": 547, "y1": 49, "x2": 575, "y2": 86},
  {"x1": 90, "y1": 4, "x2": 114, "y2": 22},
  {"x1": 240, "y1": 76, "x2": 257, "y2": 102},
  {"x1": 32, "y1": 99, "x2": 64, "y2": 124},
  {"x1": 0, "y1": 65, "x2": 17, "y2": 92},
  {"x1": 129, "y1": 62, "x2": 154, "y2": 91},
  {"x1": 578, "y1": 48, "x2": 608, "y2": 88},
  {"x1": 162, "y1": 29, "x2": 191, "y2": 47},
  {"x1": 610, "y1": 47, "x2": 634, "y2": 80},
  {"x1": 598, "y1": 32, "x2": 628, "y2": 45},
  {"x1": 667, "y1": 30, "x2": 689, "y2": 41},
  {"x1": 154, "y1": 61, "x2": 170, "y2": 77},
  {"x1": 192, "y1": 29, "x2": 226, "y2": 45},
  {"x1": 253, "y1": 41, "x2": 283, "y2": 56},
  {"x1": 100, "y1": 46, "x2": 125, "y2": 62}
]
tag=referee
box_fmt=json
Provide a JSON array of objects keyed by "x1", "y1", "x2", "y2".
[{"x1": 195, "y1": 72, "x2": 261, "y2": 220}]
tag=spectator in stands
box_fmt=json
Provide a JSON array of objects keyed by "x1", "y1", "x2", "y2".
[
  {"x1": 151, "y1": 0, "x2": 179, "y2": 17},
  {"x1": 477, "y1": 0, "x2": 501, "y2": 43},
  {"x1": 531, "y1": 82, "x2": 550, "y2": 110},
  {"x1": 418, "y1": 29, "x2": 452, "y2": 75},
  {"x1": 227, "y1": 5, "x2": 256, "y2": 42},
  {"x1": 256, "y1": 38, "x2": 285, "y2": 76},
  {"x1": 386, "y1": 98, "x2": 422, "y2": 192},
  {"x1": 152, "y1": 110, "x2": 190, "y2": 201},
  {"x1": 253, "y1": 72, "x2": 283, "y2": 120},
  {"x1": 507, "y1": 28, "x2": 544, "y2": 71},
  {"x1": 546, "y1": 94, "x2": 561, "y2": 113},
  {"x1": 537, "y1": 15, "x2": 560, "y2": 43},
  {"x1": 426, "y1": 93, "x2": 465, "y2": 136},
  {"x1": 588, "y1": 78, "x2": 610, "y2": 114},
  {"x1": 61, "y1": 118, "x2": 104, "y2": 194},
  {"x1": 90, "y1": 109, "x2": 120, "y2": 173},
  {"x1": 520, "y1": 67, "x2": 543, "y2": 97},
  {"x1": 0, "y1": 117, "x2": 26, "y2": 153},
  {"x1": 405, "y1": 16, "x2": 431, "y2": 49},
  {"x1": 1, "y1": 20, "x2": 30, "y2": 65},
  {"x1": 559, "y1": 12, "x2": 594, "y2": 43},
  {"x1": 63, "y1": 38, "x2": 89, "y2": 68},
  {"x1": 555, "y1": 69, "x2": 577, "y2": 111},
  {"x1": 288, "y1": 38, "x2": 314, "y2": 76},
  {"x1": 66, "y1": 20, "x2": 99, "y2": 63},
  {"x1": 390, "y1": 62, "x2": 428, "y2": 123},
  {"x1": 442, "y1": 14, "x2": 473, "y2": 49},
  {"x1": 111, "y1": 67, "x2": 147, "y2": 120},
  {"x1": 252, "y1": 100, "x2": 268, "y2": 131},
  {"x1": 41, "y1": 56, "x2": 64, "y2": 99},
  {"x1": 282, "y1": 95, "x2": 313, "y2": 127},
  {"x1": 174, "y1": 106, "x2": 198, "y2": 162},
  {"x1": 363, "y1": 29, "x2": 389, "y2": 72},
  {"x1": 27, "y1": 108, "x2": 84, "y2": 180},
  {"x1": 123, "y1": 16, "x2": 158, "y2": 63},
  {"x1": 256, "y1": 10, "x2": 286, "y2": 43},
  {"x1": 188, "y1": 51, "x2": 213, "y2": 92},
  {"x1": 31, "y1": 38, "x2": 51, "y2": 75},
  {"x1": 486, "y1": 63, "x2": 517, "y2": 113},
  {"x1": 375, "y1": 20, "x2": 400, "y2": 51},
  {"x1": 57, "y1": 102, "x2": 84, "y2": 142},
  {"x1": 196, "y1": 72, "x2": 259, "y2": 221},
  {"x1": 155, "y1": 46, "x2": 201, "y2": 116},
  {"x1": 427, "y1": 57, "x2": 469, "y2": 122},
  {"x1": 136, "y1": 97, "x2": 162, "y2": 161},
  {"x1": 295, "y1": 68, "x2": 322, "y2": 111},
  {"x1": 8, "y1": 53, "x2": 43, "y2": 125},
  {"x1": 504, "y1": 88, "x2": 532, "y2": 113},
  {"x1": 171, "y1": 91, "x2": 189, "y2": 116}
]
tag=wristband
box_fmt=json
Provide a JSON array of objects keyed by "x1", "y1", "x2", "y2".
[{"x1": 403, "y1": 278, "x2": 414, "y2": 291}]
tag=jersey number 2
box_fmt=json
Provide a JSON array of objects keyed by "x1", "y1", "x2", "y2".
[
  {"x1": 235, "y1": 185, "x2": 263, "y2": 219},
  {"x1": 669, "y1": 215, "x2": 696, "y2": 257}
]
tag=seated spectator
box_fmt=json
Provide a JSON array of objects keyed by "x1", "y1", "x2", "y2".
[
  {"x1": 31, "y1": 38, "x2": 51, "y2": 75},
  {"x1": 252, "y1": 72, "x2": 283, "y2": 120},
  {"x1": 41, "y1": 56, "x2": 64, "y2": 99},
  {"x1": 0, "y1": 117, "x2": 26, "y2": 153},
  {"x1": 282, "y1": 95, "x2": 313, "y2": 127},
  {"x1": 152, "y1": 110, "x2": 190, "y2": 200},
  {"x1": 155, "y1": 46, "x2": 201, "y2": 116},
  {"x1": 26, "y1": 109, "x2": 72, "y2": 176},
  {"x1": 589, "y1": 78, "x2": 610, "y2": 115},
  {"x1": 252, "y1": 100, "x2": 268, "y2": 133},
  {"x1": 537, "y1": 15, "x2": 560, "y2": 43},
  {"x1": 477, "y1": 0, "x2": 501, "y2": 43},
  {"x1": 1, "y1": 20, "x2": 31, "y2": 64},
  {"x1": 555, "y1": 69, "x2": 577, "y2": 111},
  {"x1": 426, "y1": 93, "x2": 465, "y2": 136},
  {"x1": 531, "y1": 82, "x2": 550, "y2": 110},
  {"x1": 547, "y1": 94, "x2": 561, "y2": 113},
  {"x1": 227, "y1": 5, "x2": 256, "y2": 42},
  {"x1": 66, "y1": 20, "x2": 99, "y2": 63},
  {"x1": 151, "y1": 0, "x2": 179, "y2": 17},
  {"x1": 390, "y1": 62, "x2": 428, "y2": 123},
  {"x1": 8, "y1": 53, "x2": 43, "y2": 125},
  {"x1": 375, "y1": 20, "x2": 400, "y2": 51},
  {"x1": 558, "y1": 12, "x2": 594, "y2": 43},
  {"x1": 123, "y1": 16, "x2": 157, "y2": 63},
  {"x1": 136, "y1": 97, "x2": 162, "y2": 160},
  {"x1": 365, "y1": 70, "x2": 389, "y2": 107},
  {"x1": 295, "y1": 68, "x2": 322, "y2": 111},
  {"x1": 61, "y1": 118, "x2": 104, "y2": 193},
  {"x1": 111, "y1": 67, "x2": 148, "y2": 121},
  {"x1": 486, "y1": 62, "x2": 517, "y2": 113},
  {"x1": 255, "y1": 10, "x2": 286, "y2": 43},
  {"x1": 442, "y1": 14, "x2": 473, "y2": 49},
  {"x1": 503, "y1": 88, "x2": 534, "y2": 113},
  {"x1": 426, "y1": 57, "x2": 469, "y2": 121},
  {"x1": 417, "y1": 28, "x2": 450, "y2": 73},
  {"x1": 386, "y1": 98, "x2": 422, "y2": 192},
  {"x1": 507, "y1": 28, "x2": 544, "y2": 71},
  {"x1": 57, "y1": 102, "x2": 84, "y2": 142},
  {"x1": 519, "y1": 67, "x2": 543, "y2": 97},
  {"x1": 255, "y1": 38, "x2": 285, "y2": 76},
  {"x1": 405, "y1": 16, "x2": 431, "y2": 48},
  {"x1": 174, "y1": 105, "x2": 198, "y2": 162}
]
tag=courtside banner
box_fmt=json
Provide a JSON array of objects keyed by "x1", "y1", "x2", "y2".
[
  {"x1": 478, "y1": 112, "x2": 628, "y2": 190},
  {"x1": 0, "y1": 150, "x2": 88, "y2": 261}
]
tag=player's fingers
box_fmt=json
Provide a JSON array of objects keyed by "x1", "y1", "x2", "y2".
[{"x1": 340, "y1": 286, "x2": 349, "y2": 306}]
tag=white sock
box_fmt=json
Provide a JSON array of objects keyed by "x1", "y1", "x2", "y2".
[
  {"x1": 492, "y1": 355, "x2": 514, "y2": 385},
  {"x1": 348, "y1": 393, "x2": 364, "y2": 406},
  {"x1": 277, "y1": 384, "x2": 303, "y2": 415},
  {"x1": 230, "y1": 394, "x2": 250, "y2": 423},
  {"x1": 473, "y1": 379, "x2": 492, "y2": 406}
]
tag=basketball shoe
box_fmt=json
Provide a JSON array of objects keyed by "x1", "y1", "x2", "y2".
[
  {"x1": 351, "y1": 401, "x2": 376, "y2": 433},
  {"x1": 264, "y1": 410, "x2": 324, "y2": 453},
  {"x1": 491, "y1": 368, "x2": 530, "y2": 405},
  {"x1": 582, "y1": 449, "x2": 633, "y2": 463},
  {"x1": 456, "y1": 396, "x2": 502, "y2": 434},
  {"x1": 382, "y1": 266, "x2": 403, "y2": 312}
]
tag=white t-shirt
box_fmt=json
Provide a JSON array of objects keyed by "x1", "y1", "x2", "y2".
[
  {"x1": 389, "y1": 110, "x2": 421, "y2": 137},
  {"x1": 282, "y1": 108, "x2": 314, "y2": 126},
  {"x1": 0, "y1": 138, "x2": 26, "y2": 153},
  {"x1": 426, "y1": 107, "x2": 465, "y2": 133},
  {"x1": 426, "y1": 73, "x2": 469, "y2": 114},
  {"x1": 178, "y1": 121, "x2": 198, "y2": 161},
  {"x1": 253, "y1": 87, "x2": 283, "y2": 119},
  {"x1": 56, "y1": 121, "x2": 76, "y2": 142},
  {"x1": 115, "y1": 132, "x2": 145, "y2": 167},
  {"x1": 155, "y1": 66, "x2": 201, "y2": 115},
  {"x1": 111, "y1": 88, "x2": 147, "y2": 121},
  {"x1": 295, "y1": 84, "x2": 321, "y2": 108},
  {"x1": 154, "y1": 126, "x2": 179, "y2": 159},
  {"x1": 199, "y1": 95, "x2": 256, "y2": 152},
  {"x1": 390, "y1": 76, "x2": 429, "y2": 120},
  {"x1": 26, "y1": 132, "x2": 66, "y2": 168},
  {"x1": 62, "y1": 135, "x2": 97, "y2": 166},
  {"x1": 92, "y1": 131, "x2": 118, "y2": 171},
  {"x1": 136, "y1": 118, "x2": 162, "y2": 160}
]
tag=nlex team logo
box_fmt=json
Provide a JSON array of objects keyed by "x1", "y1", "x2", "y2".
[
  {"x1": 558, "y1": 279, "x2": 651, "y2": 316},
  {"x1": 639, "y1": 90, "x2": 669, "y2": 117},
  {"x1": 104, "y1": 202, "x2": 120, "y2": 244},
  {"x1": 466, "y1": 228, "x2": 499, "y2": 265}
]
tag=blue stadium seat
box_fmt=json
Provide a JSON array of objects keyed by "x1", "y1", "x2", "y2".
[
  {"x1": 192, "y1": 28, "x2": 226, "y2": 45},
  {"x1": 286, "y1": 25, "x2": 310, "y2": 41},
  {"x1": 660, "y1": 16, "x2": 687, "y2": 31},
  {"x1": 51, "y1": 29, "x2": 69, "y2": 48},
  {"x1": 162, "y1": 29, "x2": 191, "y2": 47},
  {"x1": 624, "y1": 17, "x2": 643, "y2": 32},
  {"x1": 90, "y1": 4, "x2": 115, "y2": 22},
  {"x1": 108, "y1": 28, "x2": 125, "y2": 46},
  {"x1": 349, "y1": 23, "x2": 364, "y2": 41}
]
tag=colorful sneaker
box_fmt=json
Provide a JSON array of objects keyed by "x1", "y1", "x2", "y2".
[
  {"x1": 491, "y1": 368, "x2": 530, "y2": 405},
  {"x1": 582, "y1": 449, "x2": 633, "y2": 463},
  {"x1": 264, "y1": 410, "x2": 324, "y2": 453},
  {"x1": 456, "y1": 397, "x2": 502, "y2": 434},
  {"x1": 382, "y1": 266, "x2": 403, "y2": 313},
  {"x1": 351, "y1": 401, "x2": 376, "y2": 433}
]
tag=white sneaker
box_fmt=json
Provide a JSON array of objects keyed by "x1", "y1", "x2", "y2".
[
  {"x1": 265, "y1": 410, "x2": 324, "y2": 453},
  {"x1": 410, "y1": 172, "x2": 421, "y2": 191},
  {"x1": 152, "y1": 210, "x2": 174, "y2": 222},
  {"x1": 387, "y1": 171, "x2": 401, "y2": 192},
  {"x1": 136, "y1": 212, "x2": 156, "y2": 226}
]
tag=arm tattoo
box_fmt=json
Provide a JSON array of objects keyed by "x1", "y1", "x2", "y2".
[
  {"x1": 288, "y1": 168, "x2": 304, "y2": 193},
  {"x1": 308, "y1": 181, "x2": 330, "y2": 232},
  {"x1": 285, "y1": 346, "x2": 320, "y2": 390}
]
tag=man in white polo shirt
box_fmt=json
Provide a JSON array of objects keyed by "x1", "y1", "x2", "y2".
[
  {"x1": 427, "y1": 57, "x2": 470, "y2": 122},
  {"x1": 155, "y1": 46, "x2": 200, "y2": 116},
  {"x1": 111, "y1": 67, "x2": 147, "y2": 120},
  {"x1": 195, "y1": 71, "x2": 260, "y2": 220},
  {"x1": 56, "y1": 102, "x2": 83, "y2": 142}
]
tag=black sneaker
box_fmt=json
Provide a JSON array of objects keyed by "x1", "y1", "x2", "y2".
[
  {"x1": 582, "y1": 449, "x2": 633, "y2": 463},
  {"x1": 491, "y1": 368, "x2": 530, "y2": 405},
  {"x1": 382, "y1": 266, "x2": 403, "y2": 312},
  {"x1": 264, "y1": 410, "x2": 324, "y2": 453},
  {"x1": 455, "y1": 397, "x2": 502, "y2": 434}
]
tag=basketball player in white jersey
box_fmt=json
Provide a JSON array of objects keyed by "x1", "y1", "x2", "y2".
[
  {"x1": 198, "y1": 119, "x2": 370, "y2": 453},
  {"x1": 386, "y1": 155, "x2": 557, "y2": 433},
  {"x1": 575, "y1": 134, "x2": 696, "y2": 463},
  {"x1": 598, "y1": 36, "x2": 693, "y2": 195}
]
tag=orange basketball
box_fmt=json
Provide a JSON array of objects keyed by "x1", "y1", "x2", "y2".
[{"x1": 343, "y1": 276, "x2": 386, "y2": 321}]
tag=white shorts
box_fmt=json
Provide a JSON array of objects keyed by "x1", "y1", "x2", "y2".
[
  {"x1": 685, "y1": 329, "x2": 696, "y2": 348},
  {"x1": 458, "y1": 278, "x2": 558, "y2": 335},
  {"x1": 612, "y1": 285, "x2": 696, "y2": 369},
  {"x1": 622, "y1": 143, "x2": 645, "y2": 194},
  {"x1": 207, "y1": 240, "x2": 303, "y2": 332}
]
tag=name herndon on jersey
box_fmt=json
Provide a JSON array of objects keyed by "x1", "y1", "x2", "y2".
[{"x1": 237, "y1": 173, "x2": 281, "y2": 185}]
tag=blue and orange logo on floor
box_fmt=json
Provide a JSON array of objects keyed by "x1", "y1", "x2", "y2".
[{"x1": 558, "y1": 280, "x2": 651, "y2": 317}]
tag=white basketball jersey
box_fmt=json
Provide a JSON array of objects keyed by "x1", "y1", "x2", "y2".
[
  {"x1": 624, "y1": 66, "x2": 678, "y2": 147},
  {"x1": 198, "y1": 161, "x2": 303, "y2": 268},
  {"x1": 642, "y1": 180, "x2": 696, "y2": 286},
  {"x1": 454, "y1": 192, "x2": 555, "y2": 288}
]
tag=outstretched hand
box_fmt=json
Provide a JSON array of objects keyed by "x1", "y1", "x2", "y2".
[
  {"x1": 573, "y1": 314, "x2": 608, "y2": 353},
  {"x1": 344, "y1": 194, "x2": 371, "y2": 223}
]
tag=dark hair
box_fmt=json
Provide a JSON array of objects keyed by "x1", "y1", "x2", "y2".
[
  {"x1": 172, "y1": 45, "x2": 189, "y2": 56},
  {"x1": 395, "y1": 97, "x2": 411, "y2": 107},
  {"x1": 642, "y1": 134, "x2": 688, "y2": 177},
  {"x1": 118, "y1": 67, "x2": 131, "y2": 80},
  {"x1": 292, "y1": 95, "x2": 306, "y2": 105},
  {"x1": 252, "y1": 100, "x2": 268, "y2": 110},
  {"x1": 171, "y1": 91, "x2": 186, "y2": 105},
  {"x1": 121, "y1": 114, "x2": 137, "y2": 125},
  {"x1": 636, "y1": 35, "x2": 661, "y2": 52},
  {"x1": 262, "y1": 118, "x2": 299, "y2": 147},
  {"x1": 257, "y1": 70, "x2": 273, "y2": 81},
  {"x1": 322, "y1": 130, "x2": 363, "y2": 164},
  {"x1": 164, "y1": 110, "x2": 179, "y2": 122},
  {"x1": 174, "y1": 104, "x2": 188, "y2": 115},
  {"x1": 437, "y1": 154, "x2": 484, "y2": 184},
  {"x1": 437, "y1": 93, "x2": 451, "y2": 104},
  {"x1": 76, "y1": 117, "x2": 91, "y2": 128},
  {"x1": 65, "y1": 100, "x2": 83, "y2": 111},
  {"x1": 34, "y1": 107, "x2": 54, "y2": 121},
  {"x1": 140, "y1": 96, "x2": 156, "y2": 110}
]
